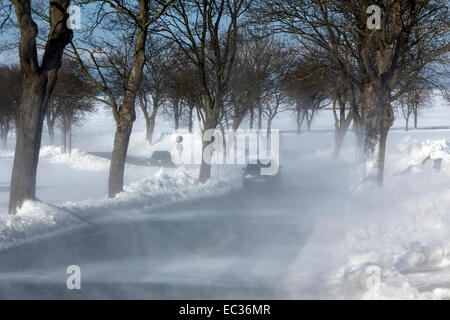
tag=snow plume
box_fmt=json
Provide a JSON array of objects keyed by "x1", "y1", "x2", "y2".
[
  {"x1": 332, "y1": 138, "x2": 450, "y2": 299},
  {"x1": 0, "y1": 168, "x2": 230, "y2": 251}
]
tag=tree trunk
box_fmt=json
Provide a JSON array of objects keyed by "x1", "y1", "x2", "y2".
[
  {"x1": 354, "y1": 119, "x2": 365, "y2": 163},
  {"x1": 199, "y1": 140, "x2": 213, "y2": 183},
  {"x1": 62, "y1": 108, "x2": 68, "y2": 153},
  {"x1": 188, "y1": 107, "x2": 194, "y2": 133},
  {"x1": 405, "y1": 113, "x2": 410, "y2": 131},
  {"x1": 413, "y1": 108, "x2": 418, "y2": 129},
  {"x1": 9, "y1": 75, "x2": 49, "y2": 213},
  {"x1": 257, "y1": 106, "x2": 262, "y2": 131},
  {"x1": 266, "y1": 117, "x2": 274, "y2": 145},
  {"x1": 232, "y1": 115, "x2": 244, "y2": 131},
  {"x1": 146, "y1": 101, "x2": 158, "y2": 144},
  {"x1": 139, "y1": 94, "x2": 158, "y2": 144},
  {"x1": 174, "y1": 115, "x2": 180, "y2": 130},
  {"x1": 69, "y1": 121, "x2": 72, "y2": 154},
  {"x1": 296, "y1": 107, "x2": 301, "y2": 134},
  {"x1": 47, "y1": 119, "x2": 55, "y2": 145},
  {"x1": 296, "y1": 107, "x2": 306, "y2": 134},
  {"x1": 348, "y1": 84, "x2": 364, "y2": 163},
  {"x1": 362, "y1": 81, "x2": 394, "y2": 185},
  {"x1": 219, "y1": 121, "x2": 226, "y2": 163},
  {"x1": 249, "y1": 107, "x2": 254, "y2": 130},
  {"x1": 306, "y1": 110, "x2": 314, "y2": 131},
  {"x1": 108, "y1": 7, "x2": 149, "y2": 198},
  {"x1": 173, "y1": 100, "x2": 180, "y2": 130},
  {"x1": 46, "y1": 106, "x2": 56, "y2": 145},
  {"x1": 199, "y1": 95, "x2": 218, "y2": 183},
  {"x1": 149, "y1": 106, "x2": 157, "y2": 142},
  {"x1": 333, "y1": 97, "x2": 352, "y2": 158},
  {"x1": 199, "y1": 120, "x2": 215, "y2": 183},
  {"x1": 62, "y1": 125, "x2": 67, "y2": 154},
  {"x1": 334, "y1": 128, "x2": 346, "y2": 158},
  {"x1": 8, "y1": 0, "x2": 72, "y2": 214},
  {"x1": 1, "y1": 120, "x2": 9, "y2": 150},
  {"x1": 108, "y1": 111, "x2": 134, "y2": 198},
  {"x1": 146, "y1": 114, "x2": 157, "y2": 144}
]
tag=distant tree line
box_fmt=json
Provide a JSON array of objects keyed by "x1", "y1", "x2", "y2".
[{"x1": 0, "y1": 0, "x2": 448, "y2": 214}]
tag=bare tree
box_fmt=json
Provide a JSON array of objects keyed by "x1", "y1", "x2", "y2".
[
  {"x1": 49, "y1": 59, "x2": 96, "y2": 153},
  {"x1": 175, "y1": 62, "x2": 203, "y2": 133},
  {"x1": 256, "y1": 0, "x2": 449, "y2": 183},
  {"x1": 214, "y1": 33, "x2": 277, "y2": 131},
  {"x1": 227, "y1": 51, "x2": 253, "y2": 131},
  {"x1": 45, "y1": 101, "x2": 58, "y2": 145},
  {"x1": 164, "y1": 96, "x2": 182, "y2": 130},
  {"x1": 261, "y1": 41, "x2": 296, "y2": 140},
  {"x1": 56, "y1": 98, "x2": 95, "y2": 154},
  {"x1": 162, "y1": 54, "x2": 202, "y2": 132},
  {"x1": 138, "y1": 37, "x2": 174, "y2": 143},
  {"x1": 240, "y1": 35, "x2": 281, "y2": 130},
  {"x1": 396, "y1": 85, "x2": 433, "y2": 131},
  {"x1": 252, "y1": 0, "x2": 364, "y2": 157},
  {"x1": 160, "y1": 0, "x2": 253, "y2": 182},
  {"x1": 285, "y1": 57, "x2": 329, "y2": 133},
  {"x1": 7, "y1": 0, "x2": 73, "y2": 214},
  {"x1": 69, "y1": 0, "x2": 175, "y2": 198},
  {"x1": 338, "y1": 0, "x2": 449, "y2": 184}
]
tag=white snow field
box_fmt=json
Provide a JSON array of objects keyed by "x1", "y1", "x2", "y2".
[{"x1": 0, "y1": 94, "x2": 450, "y2": 299}]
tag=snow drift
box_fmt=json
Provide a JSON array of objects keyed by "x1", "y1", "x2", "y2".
[
  {"x1": 39, "y1": 146, "x2": 110, "y2": 171},
  {"x1": 0, "y1": 167, "x2": 231, "y2": 251},
  {"x1": 335, "y1": 138, "x2": 450, "y2": 299},
  {"x1": 281, "y1": 137, "x2": 450, "y2": 300}
]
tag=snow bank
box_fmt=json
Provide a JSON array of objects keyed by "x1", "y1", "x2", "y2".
[
  {"x1": 0, "y1": 168, "x2": 231, "y2": 251},
  {"x1": 390, "y1": 137, "x2": 450, "y2": 174},
  {"x1": 40, "y1": 146, "x2": 109, "y2": 171},
  {"x1": 0, "y1": 202, "x2": 82, "y2": 250},
  {"x1": 333, "y1": 138, "x2": 450, "y2": 299},
  {"x1": 2, "y1": 146, "x2": 109, "y2": 171},
  {"x1": 282, "y1": 138, "x2": 450, "y2": 300}
]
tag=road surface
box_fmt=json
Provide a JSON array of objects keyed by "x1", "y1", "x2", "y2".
[{"x1": 0, "y1": 140, "x2": 352, "y2": 299}]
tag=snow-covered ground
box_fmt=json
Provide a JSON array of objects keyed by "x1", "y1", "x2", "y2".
[
  {"x1": 332, "y1": 133, "x2": 450, "y2": 299},
  {"x1": 0, "y1": 108, "x2": 237, "y2": 250},
  {"x1": 282, "y1": 94, "x2": 450, "y2": 299},
  {"x1": 1, "y1": 94, "x2": 450, "y2": 299}
]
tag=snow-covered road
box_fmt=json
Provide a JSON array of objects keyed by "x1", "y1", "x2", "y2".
[
  {"x1": 0, "y1": 191, "x2": 307, "y2": 299},
  {"x1": 0, "y1": 135, "x2": 353, "y2": 299},
  {"x1": 2, "y1": 99, "x2": 450, "y2": 299}
]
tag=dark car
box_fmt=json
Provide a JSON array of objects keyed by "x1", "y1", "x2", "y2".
[
  {"x1": 242, "y1": 160, "x2": 281, "y2": 189},
  {"x1": 149, "y1": 150, "x2": 176, "y2": 167}
]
